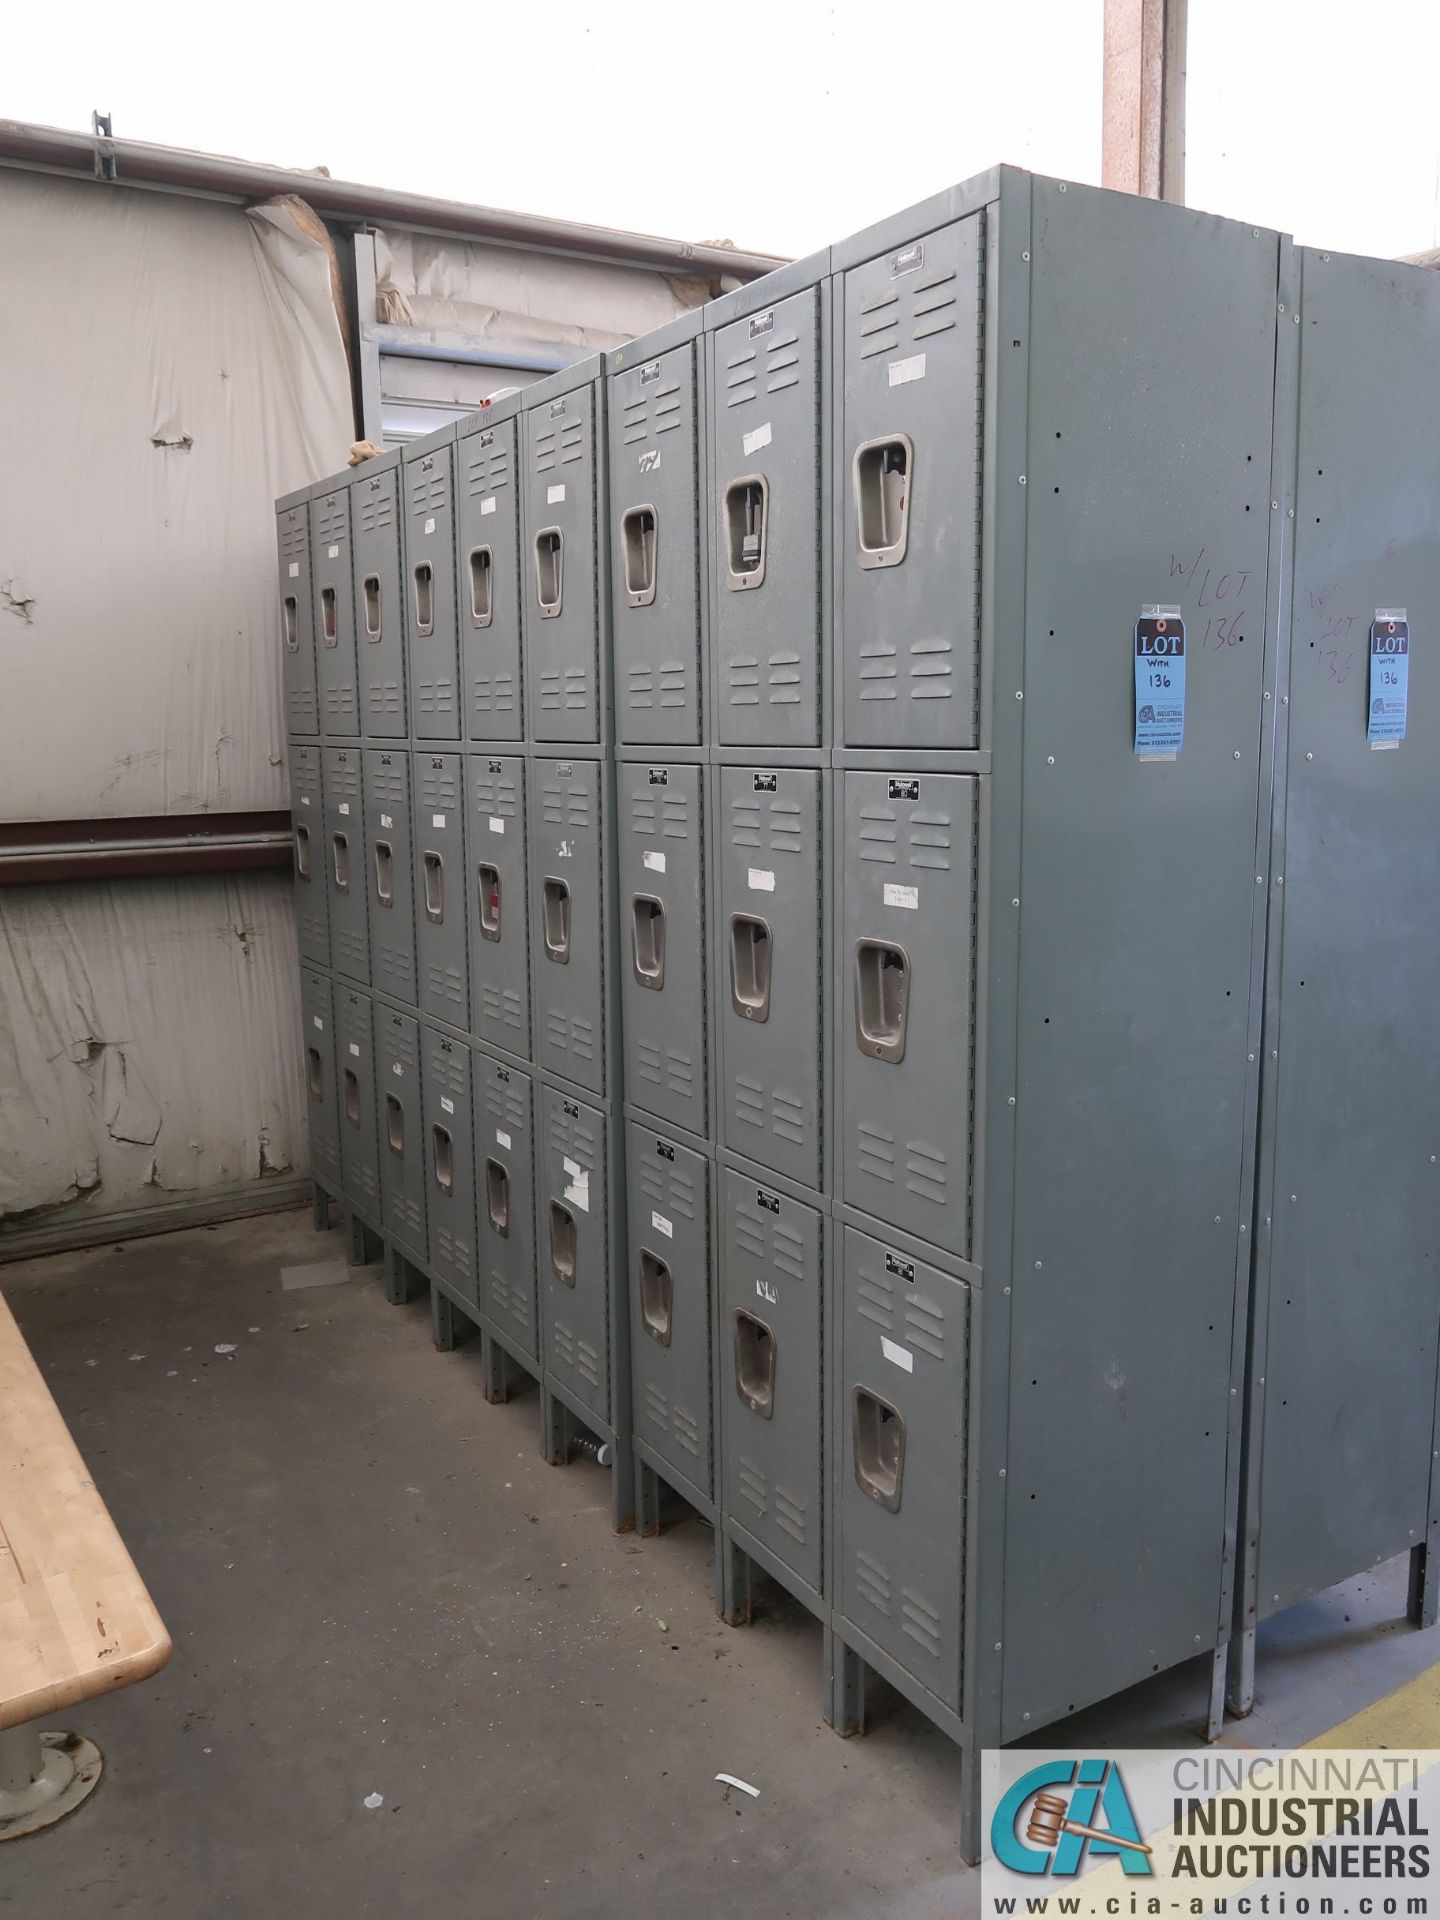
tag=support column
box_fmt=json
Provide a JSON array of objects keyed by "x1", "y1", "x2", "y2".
[{"x1": 1102, "y1": 0, "x2": 1187, "y2": 203}]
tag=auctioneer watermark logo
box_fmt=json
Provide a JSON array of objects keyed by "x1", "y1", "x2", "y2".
[{"x1": 991, "y1": 1758, "x2": 1153, "y2": 1876}]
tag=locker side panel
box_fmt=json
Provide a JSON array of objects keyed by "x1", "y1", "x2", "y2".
[
  {"x1": 413, "y1": 753, "x2": 469, "y2": 1031},
  {"x1": 457, "y1": 419, "x2": 523, "y2": 741},
  {"x1": 288, "y1": 742, "x2": 329, "y2": 968},
  {"x1": 476, "y1": 1055, "x2": 538, "y2": 1366},
  {"x1": 312, "y1": 484, "x2": 359, "y2": 737},
  {"x1": 539, "y1": 1087, "x2": 611, "y2": 1425},
  {"x1": 301, "y1": 967, "x2": 341, "y2": 1190},
  {"x1": 322, "y1": 746, "x2": 370, "y2": 987},
  {"x1": 627, "y1": 1127, "x2": 712, "y2": 1498},
  {"x1": 422, "y1": 1027, "x2": 477, "y2": 1300},
  {"x1": 278, "y1": 501, "x2": 318, "y2": 735},
  {"x1": 405, "y1": 441, "x2": 461, "y2": 739},
  {"x1": 616, "y1": 762, "x2": 707, "y2": 1137},
  {"x1": 352, "y1": 462, "x2": 407, "y2": 738},
  {"x1": 362, "y1": 748, "x2": 418, "y2": 1009},
  {"x1": 376, "y1": 1007, "x2": 427, "y2": 1261},
  {"x1": 467, "y1": 754, "x2": 530, "y2": 1058},
  {"x1": 337, "y1": 986, "x2": 381, "y2": 1223},
  {"x1": 528, "y1": 757, "x2": 606, "y2": 1098},
  {"x1": 525, "y1": 385, "x2": 600, "y2": 743}
]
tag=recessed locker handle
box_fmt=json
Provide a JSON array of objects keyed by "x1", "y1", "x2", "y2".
[
  {"x1": 283, "y1": 595, "x2": 299, "y2": 652},
  {"x1": 432, "y1": 1124, "x2": 453, "y2": 1196},
  {"x1": 631, "y1": 894, "x2": 666, "y2": 991},
  {"x1": 853, "y1": 433, "x2": 915, "y2": 568},
  {"x1": 362, "y1": 573, "x2": 381, "y2": 640},
  {"x1": 486, "y1": 1159, "x2": 510, "y2": 1237},
  {"x1": 729, "y1": 913, "x2": 772, "y2": 1022},
  {"x1": 331, "y1": 832, "x2": 350, "y2": 893},
  {"x1": 549, "y1": 1201, "x2": 577, "y2": 1286},
  {"x1": 542, "y1": 877, "x2": 571, "y2": 963},
  {"x1": 306, "y1": 1046, "x2": 324, "y2": 1103},
  {"x1": 294, "y1": 822, "x2": 311, "y2": 880},
  {"x1": 534, "y1": 528, "x2": 564, "y2": 618},
  {"x1": 854, "y1": 939, "x2": 910, "y2": 1063},
  {"x1": 723, "y1": 475, "x2": 768, "y2": 590},
  {"x1": 468, "y1": 547, "x2": 493, "y2": 627},
  {"x1": 413, "y1": 561, "x2": 434, "y2": 636},
  {"x1": 343, "y1": 1067, "x2": 361, "y2": 1127},
  {"x1": 621, "y1": 505, "x2": 658, "y2": 607},
  {"x1": 853, "y1": 1385, "x2": 906, "y2": 1514},
  {"x1": 638, "y1": 1250, "x2": 673, "y2": 1347},
  {"x1": 320, "y1": 584, "x2": 338, "y2": 645},
  {"x1": 373, "y1": 840, "x2": 394, "y2": 907},
  {"x1": 733, "y1": 1310, "x2": 777, "y2": 1419},
  {"x1": 422, "y1": 851, "x2": 445, "y2": 924},
  {"x1": 385, "y1": 1092, "x2": 405, "y2": 1156},
  {"x1": 477, "y1": 863, "x2": 502, "y2": 942}
]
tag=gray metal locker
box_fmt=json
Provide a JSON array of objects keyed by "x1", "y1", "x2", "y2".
[
  {"x1": 616, "y1": 761, "x2": 707, "y2": 1137},
  {"x1": 708, "y1": 273, "x2": 824, "y2": 748},
  {"x1": 322, "y1": 746, "x2": 370, "y2": 987},
  {"x1": 838, "y1": 770, "x2": 977, "y2": 1256},
  {"x1": 528, "y1": 757, "x2": 606, "y2": 1099},
  {"x1": 475, "y1": 1050, "x2": 538, "y2": 1366},
  {"x1": 300, "y1": 966, "x2": 342, "y2": 1193},
  {"x1": 311, "y1": 481, "x2": 359, "y2": 737},
  {"x1": 336, "y1": 985, "x2": 381, "y2": 1226},
  {"x1": 523, "y1": 366, "x2": 601, "y2": 743},
  {"x1": 836, "y1": 1225, "x2": 967, "y2": 1716},
  {"x1": 836, "y1": 214, "x2": 984, "y2": 751},
  {"x1": 1242, "y1": 246, "x2": 1440, "y2": 1644},
  {"x1": 716, "y1": 766, "x2": 823, "y2": 1189},
  {"x1": 608, "y1": 319, "x2": 704, "y2": 745},
  {"x1": 403, "y1": 430, "x2": 461, "y2": 739},
  {"x1": 277, "y1": 488, "x2": 318, "y2": 736},
  {"x1": 376, "y1": 1004, "x2": 427, "y2": 1263},
  {"x1": 288, "y1": 741, "x2": 329, "y2": 968},
  {"x1": 413, "y1": 752, "x2": 469, "y2": 1032},
  {"x1": 456, "y1": 409, "x2": 523, "y2": 741},
  {"x1": 351, "y1": 452, "x2": 406, "y2": 738},
  {"x1": 466, "y1": 754, "x2": 530, "y2": 1059},
  {"x1": 627, "y1": 1125, "x2": 712, "y2": 1501},
  {"x1": 362, "y1": 747, "x2": 418, "y2": 1009},
  {"x1": 539, "y1": 1084, "x2": 611, "y2": 1426},
  {"x1": 422, "y1": 1024, "x2": 477, "y2": 1302},
  {"x1": 718, "y1": 1168, "x2": 824, "y2": 1597}
]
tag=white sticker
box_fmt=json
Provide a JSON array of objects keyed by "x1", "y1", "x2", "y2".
[
  {"x1": 300, "y1": 793, "x2": 311, "y2": 806},
  {"x1": 312, "y1": 1015, "x2": 324, "y2": 1030},
  {"x1": 489, "y1": 816, "x2": 505, "y2": 834},
  {"x1": 440, "y1": 1096, "x2": 454, "y2": 1115},
  {"x1": 424, "y1": 516, "x2": 436, "y2": 535},
  {"x1": 496, "y1": 1129, "x2": 512, "y2": 1149},
  {"x1": 883, "y1": 882, "x2": 919, "y2": 910},
  {"x1": 643, "y1": 850, "x2": 666, "y2": 874},
  {"x1": 432, "y1": 812, "x2": 446, "y2": 828},
  {"x1": 563, "y1": 1162, "x2": 590, "y2": 1212},
  {"x1": 348, "y1": 1042, "x2": 360, "y2": 1057},
  {"x1": 742, "y1": 421, "x2": 772, "y2": 457},
  {"x1": 480, "y1": 496, "x2": 497, "y2": 517},
  {"x1": 748, "y1": 867, "x2": 776, "y2": 893},
  {"x1": 547, "y1": 484, "x2": 566, "y2": 504},
  {"x1": 651, "y1": 1210, "x2": 674, "y2": 1240},
  {"x1": 392, "y1": 1062, "x2": 404, "y2": 1077},
  {"x1": 881, "y1": 1336, "x2": 915, "y2": 1373},
  {"x1": 888, "y1": 353, "x2": 927, "y2": 388},
  {"x1": 327, "y1": 543, "x2": 339, "y2": 560},
  {"x1": 380, "y1": 812, "x2": 393, "y2": 829},
  {"x1": 338, "y1": 802, "x2": 350, "y2": 816},
  {"x1": 563, "y1": 1156, "x2": 581, "y2": 1179},
  {"x1": 288, "y1": 561, "x2": 300, "y2": 578}
]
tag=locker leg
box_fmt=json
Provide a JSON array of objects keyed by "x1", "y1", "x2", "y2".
[
  {"x1": 825, "y1": 1627, "x2": 865, "y2": 1737},
  {"x1": 431, "y1": 1287, "x2": 455, "y2": 1354},
  {"x1": 541, "y1": 1389, "x2": 570, "y2": 1466},
  {"x1": 343, "y1": 1208, "x2": 369, "y2": 1268},
  {"x1": 959, "y1": 1754, "x2": 982, "y2": 1869},
  {"x1": 609, "y1": 1435, "x2": 635, "y2": 1536},
  {"x1": 383, "y1": 1244, "x2": 414, "y2": 1306},
  {"x1": 718, "y1": 1532, "x2": 752, "y2": 1627},
  {"x1": 1226, "y1": 1624, "x2": 1256, "y2": 1719},
  {"x1": 635, "y1": 1458, "x2": 662, "y2": 1538},
  {"x1": 480, "y1": 1333, "x2": 510, "y2": 1405},
  {"x1": 1204, "y1": 1643, "x2": 1227, "y2": 1742},
  {"x1": 1407, "y1": 1542, "x2": 1439, "y2": 1628},
  {"x1": 312, "y1": 1183, "x2": 330, "y2": 1232}
]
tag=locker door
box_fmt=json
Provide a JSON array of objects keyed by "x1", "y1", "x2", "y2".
[
  {"x1": 710, "y1": 289, "x2": 822, "y2": 747},
  {"x1": 524, "y1": 383, "x2": 600, "y2": 743},
  {"x1": 405, "y1": 439, "x2": 461, "y2": 739},
  {"x1": 528, "y1": 758, "x2": 606, "y2": 1098},
  {"x1": 312, "y1": 484, "x2": 359, "y2": 737},
  {"x1": 376, "y1": 1006, "x2": 427, "y2": 1262},
  {"x1": 336, "y1": 987, "x2": 380, "y2": 1225},
  {"x1": 539, "y1": 1086, "x2": 611, "y2": 1424},
  {"x1": 616, "y1": 762, "x2": 707, "y2": 1137},
  {"x1": 628, "y1": 1126, "x2": 712, "y2": 1499},
  {"x1": 301, "y1": 967, "x2": 341, "y2": 1191},
  {"x1": 475, "y1": 1052, "x2": 538, "y2": 1365},
  {"x1": 288, "y1": 742, "x2": 329, "y2": 968},
  {"x1": 277, "y1": 496, "x2": 318, "y2": 735},
  {"x1": 609, "y1": 342, "x2": 703, "y2": 744},
  {"x1": 838, "y1": 216, "x2": 984, "y2": 750},
  {"x1": 840, "y1": 771, "x2": 976, "y2": 1257},
  {"x1": 457, "y1": 417, "x2": 523, "y2": 740},
  {"x1": 413, "y1": 753, "x2": 469, "y2": 1031},
  {"x1": 716, "y1": 766, "x2": 823, "y2": 1189},
  {"x1": 718, "y1": 1169, "x2": 824, "y2": 1595},
  {"x1": 352, "y1": 460, "x2": 406, "y2": 738},
  {"x1": 422, "y1": 1026, "x2": 476, "y2": 1301},
  {"x1": 362, "y1": 748, "x2": 418, "y2": 1009},
  {"x1": 322, "y1": 746, "x2": 369, "y2": 987},
  {"x1": 467, "y1": 754, "x2": 530, "y2": 1058}
]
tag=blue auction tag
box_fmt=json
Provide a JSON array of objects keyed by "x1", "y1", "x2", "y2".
[
  {"x1": 1134, "y1": 610, "x2": 1186, "y2": 758},
  {"x1": 1367, "y1": 612, "x2": 1409, "y2": 748}
]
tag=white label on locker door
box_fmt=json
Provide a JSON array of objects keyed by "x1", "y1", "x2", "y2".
[
  {"x1": 380, "y1": 813, "x2": 393, "y2": 828},
  {"x1": 880, "y1": 1336, "x2": 915, "y2": 1373},
  {"x1": 440, "y1": 1096, "x2": 454, "y2": 1115},
  {"x1": 651, "y1": 1210, "x2": 674, "y2": 1239},
  {"x1": 349, "y1": 1042, "x2": 360, "y2": 1057},
  {"x1": 562, "y1": 1158, "x2": 590, "y2": 1212},
  {"x1": 312, "y1": 1015, "x2": 324, "y2": 1030},
  {"x1": 883, "y1": 882, "x2": 919, "y2": 910},
  {"x1": 288, "y1": 562, "x2": 300, "y2": 577},
  {"x1": 643, "y1": 850, "x2": 666, "y2": 874},
  {"x1": 480, "y1": 496, "x2": 496, "y2": 517},
  {"x1": 742, "y1": 421, "x2": 772, "y2": 457},
  {"x1": 888, "y1": 353, "x2": 926, "y2": 388},
  {"x1": 496, "y1": 1129, "x2": 511, "y2": 1149},
  {"x1": 747, "y1": 867, "x2": 776, "y2": 892},
  {"x1": 489, "y1": 817, "x2": 504, "y2": 834},
  {"x1": 392, "y1": 1062, "x2": 404, "y2": 1077},
  {"x1": 338, "y1": 802, "x2": 350, "y2": 816},
  {"x1": 327, "y1": 544, "x2": 339, "y2": 559},
  {"x1": 300, "y1": 793, "x2": 311, "y2": 806},
  {"x1": 547, "y1": 484, "x2": 566, "y2": 505},
  {"x1": 432, "y1": 813, "x2": 446, "y2": 828},
  {"x1": 424, "y1": 516, "x2": 436, "y2": 535}
]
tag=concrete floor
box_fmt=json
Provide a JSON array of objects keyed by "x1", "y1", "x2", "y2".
[{"x1": 5, "y1": 1208, "x2": 1439, "y2": 1919}]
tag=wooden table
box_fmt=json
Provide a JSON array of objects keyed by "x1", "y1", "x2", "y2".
[{"x1": 0, "y1": 1292, "x2": 171, "y2": 1838}]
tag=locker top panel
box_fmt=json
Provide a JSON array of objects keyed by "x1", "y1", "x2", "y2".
[
  {"x1": 829, "y1": 166, "x2": 1007, "y2": 272},
  {"x1": 705, "y1": 247, "x2": 831, "y2": 330},
  {"x1": 520, "y1": 353, "x2": 606, "y2": 414},
  {"x1": 456, "y1": 385, "x2": 526, "y2": 441},
  {"x1": 606, "y1": 304, "x2": 705, "y2": 376},
  {"x1": 348, "y1": 445, "x2": 402, "y2": 484},
  {"x1": 277, "y1": 482, "x2": 314, "y2": 514},
  {"x1": 401, "y1": 419, "x2": 459, "y2": 465}
]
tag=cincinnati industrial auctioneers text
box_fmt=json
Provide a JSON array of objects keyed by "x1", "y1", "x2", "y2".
[{"x1": 1169, "y1": 1755, "x2": 1429, "y2": 1881}]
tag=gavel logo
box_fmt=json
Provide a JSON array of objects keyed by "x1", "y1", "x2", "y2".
[{"x1": 1026, "y1": 1791, "x2": 1153, "y2": 1857}]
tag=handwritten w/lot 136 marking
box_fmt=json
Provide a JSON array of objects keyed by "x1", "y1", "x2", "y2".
[{"x1": 1169, "y1": 546, "x2": 1250, "y2": 648}]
